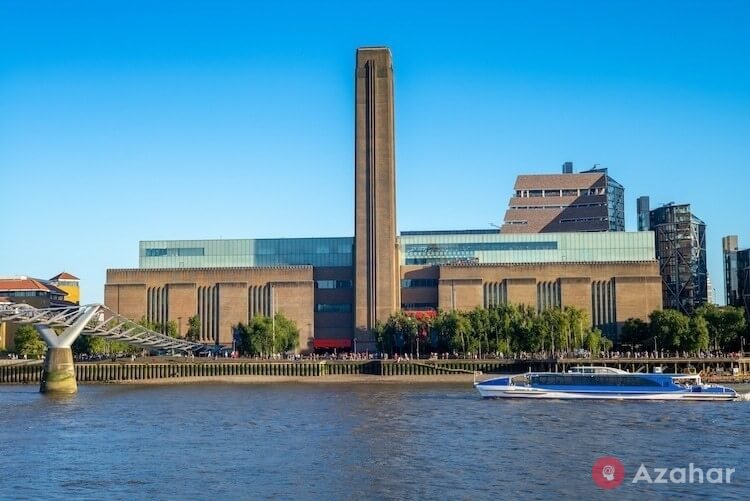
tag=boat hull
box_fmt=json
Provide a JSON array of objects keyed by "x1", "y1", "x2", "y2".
[{"x1": 475, "y1": 384, "x2": 739, "y2": 401}]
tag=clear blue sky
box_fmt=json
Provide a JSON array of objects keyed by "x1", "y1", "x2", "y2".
[{"x1": 1, "y1": 0, "x2": 749, "y2": 304}]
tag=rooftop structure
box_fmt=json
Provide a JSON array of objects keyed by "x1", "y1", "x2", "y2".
[{"x1": 502, "y1": 163, "x2": 624, "y2": 233}]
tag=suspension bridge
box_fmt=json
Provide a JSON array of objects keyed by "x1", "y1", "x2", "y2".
[{"x1": 0, "y1": 302, "x2": 206, "y2": 393}]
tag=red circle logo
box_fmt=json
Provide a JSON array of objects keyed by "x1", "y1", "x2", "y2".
[{"x1": 592, "y1": 456, "x2": 625, "y2": 489}]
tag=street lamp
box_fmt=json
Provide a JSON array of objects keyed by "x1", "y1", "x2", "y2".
[{"x1": 271, "y1": 285, "x2": 276, "y2": 355}]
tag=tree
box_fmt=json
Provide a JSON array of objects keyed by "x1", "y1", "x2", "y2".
[
  {"x1": 382, "y1": 310, "x2": 418, "y2": 354},
  {"x1": 13, "y1": 325, "x2": 47, "y2": 359},
  {"x1": 272, "y1": 313, "x2": 300, "y2": 353},
  {"x1": 565, "y1": 307, "x2": 588, "y2": 351},
  {"x1": 185, "y1": 315, "x2": 201, "y2": 342},
  {"x1": 236, "y1": 313, "x2": 299, "y2": 355},
  {"x1": 138, "y1": 316, "x2": 158, "y2": 331},
  {"x1": 621, "y1": 318, "x2": 650, "y2": 349},
  {"x1": 649, "y1": 309, "x2": 689, "y2": 351},
  {"x1": 467, "y1": 307, "x2": 490, "y2": 356},
  {"x1": 164, "y1": 320, "x2": 179, "y2": 339},
  {"x1": 685, "y1": 315, "x2": 710, "y2": 353},
  {"x1": 695, "y1": 305, "x2": 746, "y2": 351},
  {"x1": 584, "y1": 328, "x2": 603, "y2": 355}
]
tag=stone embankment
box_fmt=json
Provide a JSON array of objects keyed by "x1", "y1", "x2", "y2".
[{"x1": 1, "y1": 357, "x2": 747, "y2": 384}]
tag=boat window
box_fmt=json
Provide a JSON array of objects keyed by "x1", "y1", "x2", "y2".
[{"x1": 532, "y1": 375, "x2": 661, "y2": 387}]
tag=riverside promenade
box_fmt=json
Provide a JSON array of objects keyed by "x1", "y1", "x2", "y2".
[{"x1": 1, "y1": 356, "x2": 749, "y2": 385}]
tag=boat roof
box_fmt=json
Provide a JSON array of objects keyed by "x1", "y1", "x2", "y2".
[{"x1": 526, "y1": 372, "x2": 700, "y2": 379}]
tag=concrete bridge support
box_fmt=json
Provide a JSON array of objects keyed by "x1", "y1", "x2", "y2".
[
  {"x1": 35, "y1": 306, "x2": 100, "y2": 394},
  {"x1": 40, "y1": 347, "x2": 77, "y2": 393}
]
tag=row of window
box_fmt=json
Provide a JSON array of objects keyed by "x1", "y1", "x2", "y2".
[
  {"x1": 509, "y1": 202, "x2": 606, "y2": 210},
  {"x1": 316, "y1": 280, "x2": 353, "y2": 289},
  {"x1": 315, "y1": 304, "x2": 352, "y2": 313},
  {"x1": 532, "y1": 375, "x2": 661, "y2": 387},
  {"x1": 402, "y1": 303, "x2": 437, "y2": 310},
  {"x1": 559, "y1": 217, "x2": 607, "y2": 224},
  {"x1": 2, "y1": 291, "x2": 46, "y2": 297},
  {"x1": 404, "y1": 241, "x2": 557, "y2": 255},
  {"x1": 516, "y1": 188, "x2": 605, "y2": 198},
  {"x1": 405, "y1": 257, "x2": 480, "y2": 265},
  {"x1": 401, "y1": 279, "x2": 438, "y2": 288},
  {"x1": 145, "y1": 248, "x2": 205, "y2": 257}
]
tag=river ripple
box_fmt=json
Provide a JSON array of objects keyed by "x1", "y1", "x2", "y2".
[{"x1": 1, "y1": 383, "x2": 749, "y2": 500}]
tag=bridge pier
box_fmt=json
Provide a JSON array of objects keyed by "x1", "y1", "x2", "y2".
[
  {"x1": 35, "y1": 305, "x2": 99, "y2": 394},
  {"x1": 40, "y1": 347, "x2": 77, "y2": 394}
]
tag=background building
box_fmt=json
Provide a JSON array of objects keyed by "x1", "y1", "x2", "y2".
[
  {"x1": 501, "y1": 163, "x2": 624, "y2": 233},
  {"x1": 0, "y1": 274, "x2": 78, "y2": 350},
  {"x1": 48, "y1": 272, "x2": 80, "y2": 304},
  {"x1": 723, "y1": 235, "x2": 750, "y2": 319},
  {"x1": 105, "y1": 48, "x2": 662, "y2": 351},
  {"x1": 648, "y1": 203, "x2": 708, "y2": 313},
  {"x1": 637, "y1": 196, "x2": 650, "y2": 231}
]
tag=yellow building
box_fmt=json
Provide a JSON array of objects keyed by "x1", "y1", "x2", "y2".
[
  {"x1": 0, "y1": 318, "x2": 6, "y2": 351},
  {"x1": 49, "y1": 272, "x2": 80, "y2": 305}
]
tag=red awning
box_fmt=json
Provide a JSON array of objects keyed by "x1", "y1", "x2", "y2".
[{"x1": 313, "y1": 339, "x2": 352, "y2": 349}]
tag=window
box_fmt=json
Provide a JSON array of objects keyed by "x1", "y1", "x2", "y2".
[
  {"x1": 316, "y1": 280, "x2": 353, "y2": 289},
  {"x1": 316, "y1": 304, "x2": 352, "y2": 313},
  {"x1": 145, "y1": 247, "x2": 204, "y2": 257},
  {"x1": 402, "y1": 303, "x2": 437, "y2": 310},
  {"x1": 532, "y1": 375, "x2": 660, "y2": 387},
  {"x1": 401, "y1": 279, "x2": 438, "y2": 288},
  {"x1": 177, "y1": 248, "x2": 204, "y2": 257}
]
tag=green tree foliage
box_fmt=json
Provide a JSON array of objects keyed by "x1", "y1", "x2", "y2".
[
  {"x1": 686, "y1": 315, "x2": 710, "y2": 353},
  {"x1": 185, "y1": 315, "x2": 201, "y2": 342},
  {"x1": 649, "y1": 309, "x2": 690, "y2": 350},
  {"x1": 164, "y1": 320, "x2": 179, "y2": 339},
  {"x1": 695, "y1": 304, "x2": 746, "y2": 350},
  {"x1": 138, "y1": 316, "x2": 158, "y2": 331},
  {"x1": 13, "y1": 324, "x2": 47, "y2": 359},
  {"x1": 376, "y1": 310, "x2": 418, "y2": 354},
  {"x1": 623, "y1": 305, "x2": 747, "y2": 353},
  {"x1": 236, "y1": 313, "x2": 299, "y2": 355},
  {"x1": 378, "y1": 305, "x2": 603, "y2": 356},
  {"x1": 72, "y1": 334, "x2": 138, "y2": 356},
  {"x1": 620, "y1": 318, "x2": 650, "y2": 348},
  {"x1": 584, "y1": 328, "x2": 603, "y2": 354},
  {"x1": 137, "y1": 316, "x2": 180, "y2": 339}
]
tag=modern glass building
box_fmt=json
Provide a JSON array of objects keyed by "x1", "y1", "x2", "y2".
[
  {"x1": 140, "y1": 238, "x2": 353, "y2": 269},
  {"x1": 400, "y1": 230, "x2": 654, "y2": 266}
]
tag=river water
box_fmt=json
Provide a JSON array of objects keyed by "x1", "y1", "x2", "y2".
[{"x1": 1, "y1": 382, "x2": 749, "y2": 500}]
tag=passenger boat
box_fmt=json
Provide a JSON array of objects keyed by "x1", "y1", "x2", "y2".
[{"x1": 474, "y1": 367, "x2": 739, "y2": 401}]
